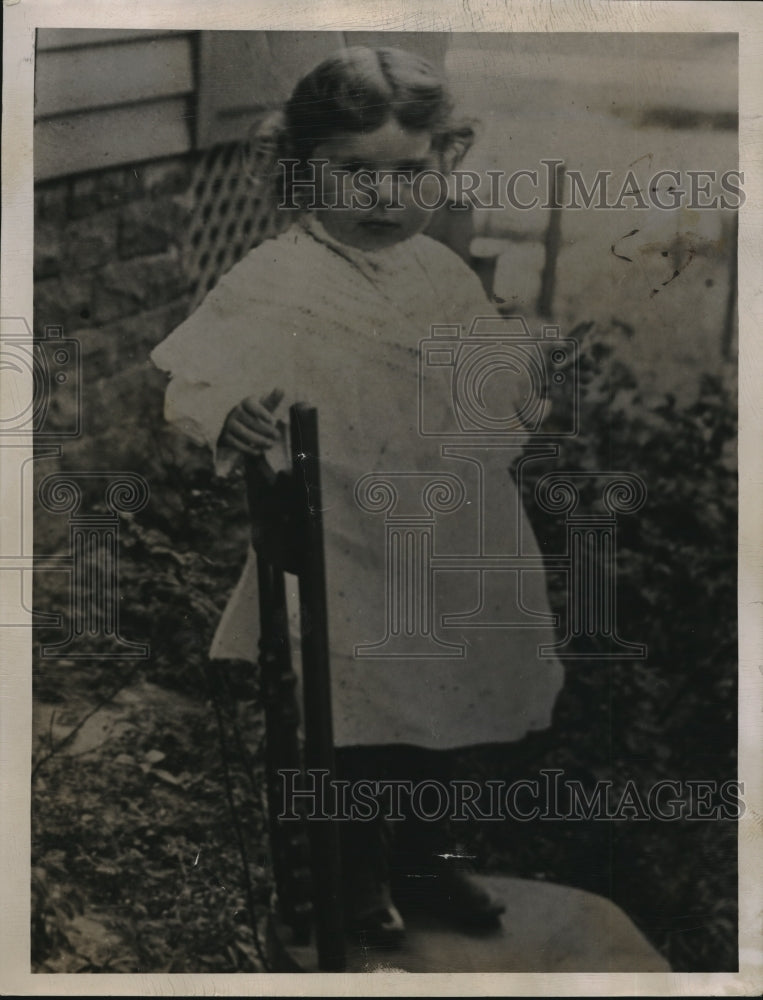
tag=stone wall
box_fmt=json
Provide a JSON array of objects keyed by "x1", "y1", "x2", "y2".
[
  {"x1": 35, "y1": 155, "x2": 192, "y2": 363},
  {"x1": 33, "y1": 155, "x2": 205, "y2": 555}
]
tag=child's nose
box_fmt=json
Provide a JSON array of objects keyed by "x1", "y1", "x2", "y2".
[{"x1": 374, "y1": 171, "x2": 404, "y2": 208}]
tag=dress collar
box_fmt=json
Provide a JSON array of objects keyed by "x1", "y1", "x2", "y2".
[
  {"x1": 293, "y1": 212, "x2": 439, "y2": 312},
  {"x1": 296, "y1": 211, "x2": 419, "y2": 270}
]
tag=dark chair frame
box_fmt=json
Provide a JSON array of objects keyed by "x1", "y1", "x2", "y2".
[{"x1": 245, "y1": 403, "x2": 345, "y2": 972}]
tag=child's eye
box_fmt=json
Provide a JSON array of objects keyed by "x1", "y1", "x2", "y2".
[
  {"x1": 398, "y1": 161, "x2": 429, "y2": 180},
  {"x1": 332, "y1": 161, "x2": 430, "y2": 185}
]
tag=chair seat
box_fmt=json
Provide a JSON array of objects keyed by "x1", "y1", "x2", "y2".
[{"x1": 267, "y1": 874, "x2": 670, "y2": 973}]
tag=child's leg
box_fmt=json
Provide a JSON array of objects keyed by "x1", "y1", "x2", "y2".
[
  {"x1": 383, "y1": 745, "x2": 455, "y2": 883},
  {"x1": 334, "y1": 745, "x2": 405, "y2": 939},
  {"x1": 334, "y1": 744, "x2": 506, "y2": 932},
  {"x1": 385, "y1": 746, "x2": 507, "y2": 926},
  {"x1": 334, "y1": 744, "x2": 453, "y2": 883}
]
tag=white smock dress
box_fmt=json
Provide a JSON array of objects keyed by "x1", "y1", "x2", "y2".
[{"x1": 151, "y1": 213, "x2": 564, "y2": 749}]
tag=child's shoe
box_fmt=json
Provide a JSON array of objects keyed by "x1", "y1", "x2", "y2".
[
  {"x1": 433, "y1": 860, "x2": 506, "y2": 927},
  {"x1": 342, "y1": 818, "x2": 406, "y2": 944},
  {"x1": 349, "y1": 885, "x2": 406, "y2": 944}
]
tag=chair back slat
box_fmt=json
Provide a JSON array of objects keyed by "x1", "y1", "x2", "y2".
[
  {"x1": 255, "y1": 555, "x2": 313, "y2": 945},
  {"x1": 245, "y1": 406, "x2": 346, "y2": 971},
  {"x1": 288, "y1": 404, "x2": 345, "y2": 971}
]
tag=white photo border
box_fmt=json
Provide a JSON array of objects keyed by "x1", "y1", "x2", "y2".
[{"x1": 2, "y1": 1, "x2": 761, "y2": 995}]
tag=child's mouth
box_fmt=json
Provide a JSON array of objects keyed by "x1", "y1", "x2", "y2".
[{"x1": 359, "y1": 218, "x2": 401, "y2": 229}]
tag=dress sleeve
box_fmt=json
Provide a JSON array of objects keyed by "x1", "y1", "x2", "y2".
[
  {"x1": 160, "y1": 371, "x2": 244, "y2": 477},
  {"x1": 149, "y1": 251, "x2": 296, "y2": 478}
]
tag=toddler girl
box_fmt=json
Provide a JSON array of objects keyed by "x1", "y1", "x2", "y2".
[{"x1": 151, "y1": 45, "x2": 564, "y2": 942}]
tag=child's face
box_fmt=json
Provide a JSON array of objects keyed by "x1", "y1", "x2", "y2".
[{"x1": 311, "y1": 119, "x2": 439, "y2": 251}]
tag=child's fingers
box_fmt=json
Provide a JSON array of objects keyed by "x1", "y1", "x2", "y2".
[
  {"x1": 260, "y1": 387, "x2": 285, "y2": 413},
  {"x1": 235, "y1": 404, "x2": 278, "y2": 438},
  {"x1": 240, "y1": 388, "x2": 284, "y2": 422},
  {"x1": 240, "y1": 397, "x2": 274, "y2": 421},
  {"x1": 232, "y1": 419, "x2": 275, "y2": 448},
  {"x1": 224, "y1": 422, "x2": 274, "y2": 454}
]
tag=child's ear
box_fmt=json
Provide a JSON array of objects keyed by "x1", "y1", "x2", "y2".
[
  {"x1": 437, "y1": 122, "x2": 477, "y2": 173},
  {"x1": 242, "y1": 110, "x2": 290, "y2": 186}
]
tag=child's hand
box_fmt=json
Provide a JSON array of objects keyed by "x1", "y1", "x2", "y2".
[{"x1": 220, "y1": 388, "x2": 284, "y2": 457}]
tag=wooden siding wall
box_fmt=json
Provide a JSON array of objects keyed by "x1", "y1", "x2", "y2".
[
  {"x1": 35, "y1": 30, "x2": 196, "y2": 181},
  {"x1": 34, "y1": 29, "x2": 450, "y2": 180}
]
